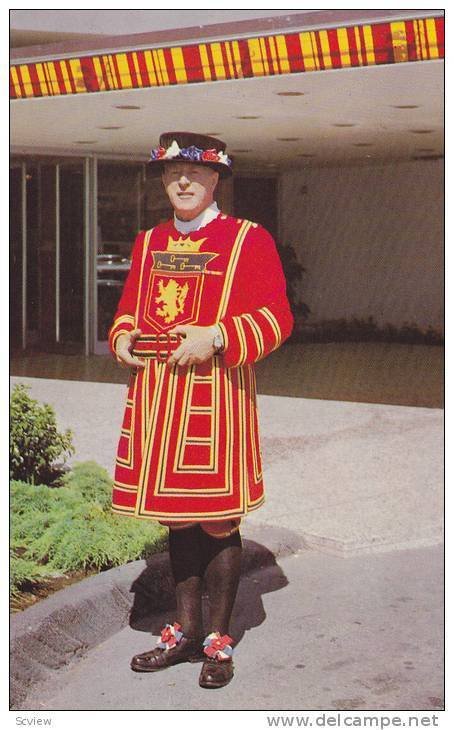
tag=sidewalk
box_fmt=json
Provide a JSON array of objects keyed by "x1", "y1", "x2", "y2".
[
  {"x1": 19, "y1": 544, "x2": 444, "y2": 711},
  {"x1": 10, "y1": 376, "x2": 444, "y2": 710}
]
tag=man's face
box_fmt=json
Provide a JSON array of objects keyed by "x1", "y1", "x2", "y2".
[{"x1": 162, "y1": 162, "x2": 219, "y2": 221}]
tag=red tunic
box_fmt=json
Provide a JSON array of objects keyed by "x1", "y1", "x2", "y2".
[{"x1": 108, "y1": 213, "x2": 293, "y2": 522}]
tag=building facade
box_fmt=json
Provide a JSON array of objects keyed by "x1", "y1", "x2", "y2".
[{"x1": 10, "y1": 9, "x2": 444, "y2": 355}]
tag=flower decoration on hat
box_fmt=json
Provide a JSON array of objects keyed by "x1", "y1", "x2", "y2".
[
  {"x1": 150, "y1": 139, "x2": 232, "y2": 168},
  {"x1": 202, "y1": 149, "x2": 220, "y2": 161},
  {"x1": 203, "y1": 632, "x2": 234, "y2": 661},
  {"x1": 164, "y1": 140, "x2": 181, "y2": 159},
  {"x1": 217, "y1": 151, "x2": 230, "y2": 165},
  {"x1": 156, "y1": 622, "x2": 184, "y2": 650},
  {"x1": 181, "y1": 144, "x2": 204, "y2": 162}
]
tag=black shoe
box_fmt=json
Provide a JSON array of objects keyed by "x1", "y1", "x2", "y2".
[
  {"x1": 131, "y1": 623, "x2": 203, "y2": 673},
  {"x1": 199, "y1": 656, "x2": 234, "y2": 688}
]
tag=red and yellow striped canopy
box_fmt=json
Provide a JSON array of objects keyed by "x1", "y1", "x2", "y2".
[{"x1": 10, "y1": 16, "x2": 444, "y2": 100}]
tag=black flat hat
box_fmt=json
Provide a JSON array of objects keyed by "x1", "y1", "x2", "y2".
[{"x1": 149, "y1": 131, "x2": 233, "y2": 178}]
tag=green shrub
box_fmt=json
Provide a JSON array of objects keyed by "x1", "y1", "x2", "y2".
[
  {"x1": 10, "y1": 462, "x2": 167, "y2": 598},
  {"x1": 10, "y1": 384, "x2": 74, "y2": 485},
  {"x1": 10, "y1": 550, "x2": 52, "y2": 597},
  {"x1": 10, "y1": 480, "x2": 80, "y2": 546},
  {"x1": 62, "y1": 460, "x2": 112, "y2": 509},
  {"x1": 28, "y1": 503, "x2": 164, "y2": 572}
]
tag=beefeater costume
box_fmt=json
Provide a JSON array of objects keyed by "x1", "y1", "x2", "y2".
[
  {"x1": 108, "y1": 132, "x2": 293, "y2": 689},
  {"x1": 109, "y1": 181, "x2": 293, "y2": 525}
]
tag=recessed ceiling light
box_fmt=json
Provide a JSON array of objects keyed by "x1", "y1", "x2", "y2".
[
  {"x1": 277, "y1": 137, "x2": 300, "y2": 142},
  {"x1": 391, "y1": 105, "x2": 420, "y2": 109},
  {"x1": 114, "y1": 105, "x2": 142, "y2": 110},
  {"x1": 409, "y1": 129, "x2": 434, "y2": 134},
  {"x1": 276, "y1": 91, "x2": 305, "y2": 96},
  {"x1": 352, "y1": 142, "x2": 373, "y2": 147},
  {"x1": 98, "y1": 126, "x2": 123, "y2": 130},
  {"x1": 235, "y1": 115, "x2": 260, "y2": 120},
  {"x1": 74, "y1": 140, "x2": 97, "y2": 144},
  {"x1": 333, "y1": 123, "x2": 357, "y2": 127}
]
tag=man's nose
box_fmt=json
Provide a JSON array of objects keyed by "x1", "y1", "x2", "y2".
[{"x1": 178, "y1": 175, "x2": 191, "y2": 188}]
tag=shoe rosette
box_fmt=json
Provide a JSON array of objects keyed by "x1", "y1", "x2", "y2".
[
  {"x1": 203, "y1": 632, "x2": 234, "y2": 661},
  {"x1": 156, "y1": 622, "x2": 184, "y2": 651}
]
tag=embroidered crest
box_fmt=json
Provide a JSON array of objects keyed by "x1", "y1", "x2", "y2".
[
  {"x1": 155, "y1": 279, "x2": 189, "y2": 323},
  {"x1": 152, "y1": 250, "x2": 219, "y2": 273},
  {"x1": 167, "y1": 235, "x2": 207, "y2": 252}
]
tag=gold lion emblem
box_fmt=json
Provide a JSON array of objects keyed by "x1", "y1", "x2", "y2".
[{"x1": 155, "y1": 279, "x2": 189, "y2": 323}]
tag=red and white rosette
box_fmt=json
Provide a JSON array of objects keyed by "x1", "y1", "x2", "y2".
[
  {"x1": 156, "y1": 622, "x2": 184, "y2": 650},
  {"x1": 202, "y1": 632, "x2": 234, "y2": 661}
]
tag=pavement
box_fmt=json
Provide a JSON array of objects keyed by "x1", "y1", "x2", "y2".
[{"x1": 9, "y1": 376, "x2": 444, "y2": 711}]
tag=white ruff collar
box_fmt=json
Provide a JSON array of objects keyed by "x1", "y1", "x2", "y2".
[{"x1": 174, "y1": 202, "x2": 220, "y2": 233}]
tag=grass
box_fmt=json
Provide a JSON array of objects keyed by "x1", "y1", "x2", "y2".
[{"x1": 10, "y1": 462, "x2": 167, "y2": 608}]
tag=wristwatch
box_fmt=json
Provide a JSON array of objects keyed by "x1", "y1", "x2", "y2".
[{"x1": 212, "y1": 326, "x2": 224, "y2": 353}]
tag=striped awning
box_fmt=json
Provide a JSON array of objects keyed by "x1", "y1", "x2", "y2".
[{"x1": 10, "y1": 16, "x2": 444, "y2": 100}]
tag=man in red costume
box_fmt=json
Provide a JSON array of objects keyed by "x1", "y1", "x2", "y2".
[{"x1": 109, "y1": 132, "x2": 293, "y2": 688}]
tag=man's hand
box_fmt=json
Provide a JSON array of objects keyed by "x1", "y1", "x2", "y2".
[
  {"x1": 167, "y1": 324, "x2": 218, "y2": 368},
  {"x1": 115, "y1": 328, "x2": 146, "y2": 370}
]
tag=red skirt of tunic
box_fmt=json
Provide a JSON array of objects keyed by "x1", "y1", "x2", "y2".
[{"x1": 112, "y1": 356, "x2": 264, "y2": 521}]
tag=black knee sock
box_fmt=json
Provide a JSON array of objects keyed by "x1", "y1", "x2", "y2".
[
  {"x1": 200, "y1": 529, "x2": 242, "y2": 637},
  {"x1": 168, "y1": 525, "x2": 204, "y2": 639}
]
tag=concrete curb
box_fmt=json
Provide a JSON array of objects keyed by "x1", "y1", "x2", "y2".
[{"x1": 10, "y1": 523, "x2": 305, "y2": 709}]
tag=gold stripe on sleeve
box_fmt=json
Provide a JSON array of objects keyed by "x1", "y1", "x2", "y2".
[
  {"x1": 232, "y1": 316, "x2": 248, "y2": 366},
  {"x1": 258, "y1": 306, "x2": 281, "y2": 348},
  {"x1": 242, "y1": 312, "x2": 264, "y2": 359}
]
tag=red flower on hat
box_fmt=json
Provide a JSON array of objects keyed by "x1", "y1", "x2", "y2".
[
  {"x1": 201, "y1": 149, "x2": 220, "y2": 162},
  {"x1": 156, "y1": 146, "x2": 167, "y2": 159}
]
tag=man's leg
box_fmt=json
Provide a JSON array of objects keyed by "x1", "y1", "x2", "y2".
[
  {"x1": 168, "y1": 524, "x2": 204, "y2": 639},
  {"x1": 130, "y1": 523, "x2": 204, "y2": 671},
  {"x1": 200, "y1": 520, "x2": 242, "y2": 634},
  {"x1": 198, "y1": 520, "x2": 242, "y2": 688}
]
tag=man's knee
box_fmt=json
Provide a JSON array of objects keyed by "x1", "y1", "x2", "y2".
[
  {"x1": 159, "y1": 518, "x2": 241, "y2": 537},
  {"x1": 159, "y1": 520, "x2": 198, "y2": 531},
  {"x1": 200, "y1": 519, "x2": 241, "y2": 538}
]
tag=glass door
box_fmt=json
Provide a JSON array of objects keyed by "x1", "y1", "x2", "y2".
[
  {"x1": 37, "y1": 163, "x2": 58, "y2": 348},
  {"x1": 58, "y1": 161, "x2": 85, "y2": 349},
  {"x1": 10, "y1": 164, "x2": 25, "y2": 352},
  {"x1": 95, "y1": 161, "x2": 144, "y2": 353},
  {"x1": 10, "y1": 158, "x2": 86, "y2": 354}
]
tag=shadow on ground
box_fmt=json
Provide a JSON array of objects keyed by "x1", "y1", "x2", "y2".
[{"x1": 129, "y1": 540, "x2": 288, "y2": 647}]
